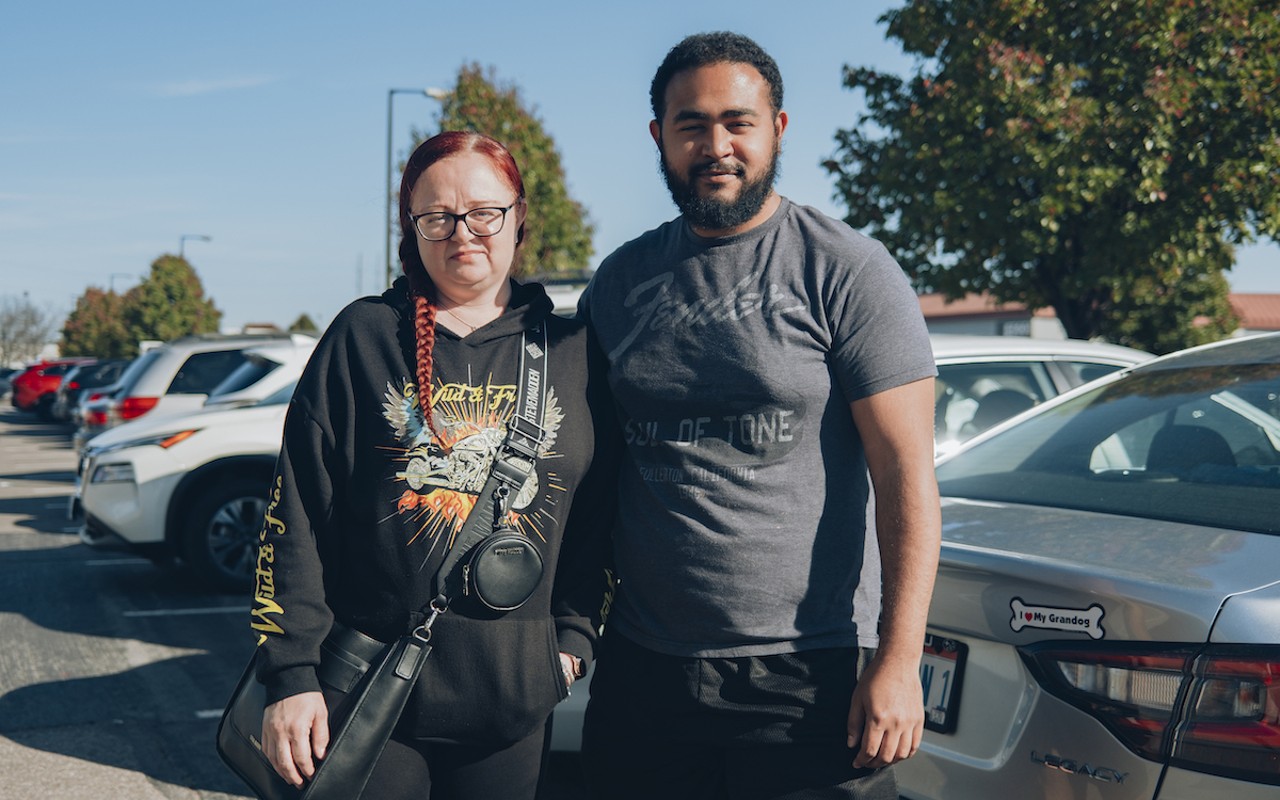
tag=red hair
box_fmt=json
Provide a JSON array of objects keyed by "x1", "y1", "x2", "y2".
[{"x1": 397, "y1": 131, "x2": 526, "y2": 442}]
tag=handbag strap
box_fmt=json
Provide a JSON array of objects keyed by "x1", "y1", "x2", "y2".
[{"x1": 413, "y1": 323, "x2": 549, "y2": 630}]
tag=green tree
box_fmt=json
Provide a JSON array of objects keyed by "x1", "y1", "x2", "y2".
[
  {"x1": 61, "y1": 287, "x2": 133, "y2": 357},
  {"x1": 826, "y1": 0, "x2": 1280, "y2": 353},
  {"x1": 413, "y1": 63, "x2": 595, "y2": 278},
  {"x1": 123, "y1": 255, "x2": 222, "y2": 344},
  {"x1": 287, "y1": 313, "x2": 319, "y2": 333}
]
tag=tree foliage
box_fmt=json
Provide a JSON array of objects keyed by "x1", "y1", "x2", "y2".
[
  {"x1": 288, "y1": 313, "x2": 319, "y2": 333},
  {"x1": 827, "y1": 0, "x2": 1280, "y2": 352},
  {"x1": 122, "y1": 255, "x2": 222, "y2": 346},
  {"x1": 415, "y1": 63, "x2": 595, "y2": 278},
  {"x1": 61, "y1": 288, "x2": 132, "y2": 358},
  {"x1": 0, "y1": 295, "x2": 59, "y2": 365},
  {"x1": 60, "y1": 255, "x2": 222, "y2": 358}
]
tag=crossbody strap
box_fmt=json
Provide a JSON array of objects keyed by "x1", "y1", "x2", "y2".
[{"x1": 416, "y1": 324, "x2": 549, "y2": 621}]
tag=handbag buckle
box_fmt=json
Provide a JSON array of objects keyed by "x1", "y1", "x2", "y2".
[
  {"x1": 413, "y1": 596, "x2": 449, "y2": 642},
  {"x1": 503, "y1": 415, "x2": 545, "y2": 460}
]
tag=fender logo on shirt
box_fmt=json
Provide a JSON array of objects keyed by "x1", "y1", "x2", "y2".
[{"x1": 607, "y1": 270, "x2": 805, "y2": 360}]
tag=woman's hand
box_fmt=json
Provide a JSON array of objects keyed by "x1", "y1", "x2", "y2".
[
  {"x1": 558, "y1": 652, "x2": 583, "y2": 690},
  {"x1": 262, "y1": 691, "x2": 329, "y2": 788}
]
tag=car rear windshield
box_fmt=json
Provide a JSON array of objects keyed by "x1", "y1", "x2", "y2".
[
  {"x1": 113, "y1": 349, "x2": 164, "y2": 396},
  {"x1": 936, "y1": 362, "x2": 1280, "y2": 534}
]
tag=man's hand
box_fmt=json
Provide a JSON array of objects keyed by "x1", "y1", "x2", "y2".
[
  {"x1": 262, "y1": 691, "x2": 329, "y2": 788},
  {"x1": 846, "y1": 651, "x2": 925, "y2": 768}
]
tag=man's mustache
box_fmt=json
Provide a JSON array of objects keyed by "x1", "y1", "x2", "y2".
[{"x1": 691, "y1": 160, "x2": 745, "y2": 178}]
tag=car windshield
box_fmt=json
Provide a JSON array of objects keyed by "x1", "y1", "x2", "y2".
[
  {"x1": 207, "y1": 355, "x2": 279, "y2": 400},
  {"x1": 936, "y1": 347, "x2": 1280, "y2": 535},
  {"x1": 257, "y1": 381, "x2": 297, "y2": 406}
]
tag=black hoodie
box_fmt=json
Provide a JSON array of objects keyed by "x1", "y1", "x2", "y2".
[{"x1": 251, "y1": 277, "x2": 617, "y2": 744}]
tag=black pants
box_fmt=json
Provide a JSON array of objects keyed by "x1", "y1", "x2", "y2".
[
  {"x1": 360, "y1": 717, "x2": 550, "y2": 800},
  {"x1": 581, "y1": 633, "x2": 898, "y2": 800}
]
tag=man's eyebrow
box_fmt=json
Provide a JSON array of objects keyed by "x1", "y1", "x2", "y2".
[{"x1": 671, "y1": 108, "x2": 759, "y2": 123}]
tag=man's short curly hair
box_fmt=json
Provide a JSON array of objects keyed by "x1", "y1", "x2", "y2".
[{"x1": 650, "y1": 31, "x2": 784, "y2": 125}]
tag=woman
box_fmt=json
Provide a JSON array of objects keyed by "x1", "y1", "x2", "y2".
[{"x1": 252, "y1": 131, "x2": 615, "y2": 799}]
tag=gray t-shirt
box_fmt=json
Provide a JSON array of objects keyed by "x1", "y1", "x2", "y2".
[{"x1": 581, "y1": 198, "x2": 935, "y2": 658}]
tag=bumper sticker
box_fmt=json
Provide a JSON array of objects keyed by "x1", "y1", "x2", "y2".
[{"x1": 1010, "y1": 597, "x2": 1105, "y2": 639}]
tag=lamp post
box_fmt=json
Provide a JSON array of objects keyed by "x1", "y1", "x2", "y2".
[
  {"x1": 108, "y1": 273, "x2": 135, "y2": 293},
  {"x1": 385, "y1": 87, "x2": 450, "y2": 289},
  {"x1": 179, "y1": 234, "x2": 211, "y2": 259}
]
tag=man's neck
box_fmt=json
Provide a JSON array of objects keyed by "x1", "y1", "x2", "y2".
[{"x1": 688, "y1": 192, "x2": 782, "y2": 239}]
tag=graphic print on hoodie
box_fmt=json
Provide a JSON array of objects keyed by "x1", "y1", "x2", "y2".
[{"x1": 380, "y1": 373, "x2": 565, "y2": 554}]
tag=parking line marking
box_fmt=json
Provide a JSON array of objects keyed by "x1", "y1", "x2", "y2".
[
  {"x1": 195, "y1": 709, "x2": 224, "y2": 720},
  {"x1": 124, "y1": 607, "x2": 248, "y2": 618}
]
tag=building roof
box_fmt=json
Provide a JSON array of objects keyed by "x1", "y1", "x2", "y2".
[
  {"x1": 919, "y1": 291, "x2": 1280, "y2": 332},
  {"x1": 917, "y1": 292, "x2": 1054, "y2": 319},
  {"x1": 1229, "y1": 293, "x2": 1280, "y2": 331}
]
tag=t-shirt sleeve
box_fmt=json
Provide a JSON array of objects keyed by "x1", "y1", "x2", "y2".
[{"x1": 827, "y1": 239, "x2": 936, "y2": 403}]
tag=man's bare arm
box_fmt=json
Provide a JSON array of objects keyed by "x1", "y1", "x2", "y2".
[{"x1": 847, "y1": 377, "x2": 941, "y2": 768}]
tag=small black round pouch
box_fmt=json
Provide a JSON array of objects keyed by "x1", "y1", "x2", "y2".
[{"x1": 464, "y1": 529, "x2": 544, "y2": 611}]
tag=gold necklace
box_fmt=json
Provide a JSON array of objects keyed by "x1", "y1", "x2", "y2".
[{"x1": 441, "y1": 306, "x2": 479, "y2": 333}]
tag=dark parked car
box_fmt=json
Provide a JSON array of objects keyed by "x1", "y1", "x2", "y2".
[
  {"x1": 899, "y1": 332, "x2": 1280, "y2": 800},
  {"x1": 52, "y1": 359, "x2": 129, "y2": 423},
  {"x1": 0, "y1": 367, "x2": 18, "y2": 400}
]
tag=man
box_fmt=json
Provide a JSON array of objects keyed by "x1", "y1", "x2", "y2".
[{"x1": 577, "y1": 31, "x2": 941, "y2": 799}]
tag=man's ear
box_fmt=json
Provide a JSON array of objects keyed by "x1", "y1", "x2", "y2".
[
  {"x1": 775, "y1": 110, "x2": 789, "y2": 139},
  {"x1": 649, "y1": 119, "x2": 661, "y2": 146}
]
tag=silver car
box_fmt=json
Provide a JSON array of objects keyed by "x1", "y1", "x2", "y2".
[{"x1": 899, "y1": 332, "x2": 1280, "y2": 799}]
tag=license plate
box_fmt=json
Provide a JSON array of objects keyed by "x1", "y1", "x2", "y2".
[{"x1": 921, "y1": 633, "x2": 966, "y2": 734}]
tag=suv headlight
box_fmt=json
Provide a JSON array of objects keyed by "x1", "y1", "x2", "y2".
[
  {"x1": 94, "y1": 429, "x2": 201, "y2": 455},
  {"x1": 91, "y1": 463, "x2": 136, "y2": 484}
]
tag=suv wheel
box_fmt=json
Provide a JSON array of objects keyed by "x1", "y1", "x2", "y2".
[{"x1": 182, "y1": 477, "x2": 267, "y2": 591}]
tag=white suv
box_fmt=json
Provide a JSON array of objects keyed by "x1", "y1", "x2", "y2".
[
  {"x1": 73, "y1": 333, "x2": 315, "y2": 452},
  {"x1": 76, "y1": 381, "x2": 296, "y2": 590}
]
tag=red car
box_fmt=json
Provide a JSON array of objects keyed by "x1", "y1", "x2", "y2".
[{"x1": 11, "y1": 358, "x2": 95, "y2": 417}]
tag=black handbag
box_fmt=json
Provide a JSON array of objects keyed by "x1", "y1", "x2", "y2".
[
  {"x1": 216, "y1": 327, "x2": 550, "y2": 799},
  {"x1": 216, "y1": 620, "x2": 433, "y2": 800}
]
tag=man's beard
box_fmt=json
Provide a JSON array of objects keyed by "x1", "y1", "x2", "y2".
[{"x1": 660, "y1": 143, "x2": 781, "y2": 232}]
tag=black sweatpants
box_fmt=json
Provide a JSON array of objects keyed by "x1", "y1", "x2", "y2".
[
  {"x1": 359, "y1": 716, "x2": 550, "y2": 800},
  {"x1": 581, "y1": 633, "x2": 898, "y2": 800}
]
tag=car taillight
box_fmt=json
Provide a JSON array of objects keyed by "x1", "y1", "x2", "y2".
[
  {"x1": 1024, "y1": 644, "x2": 1280, "y2": 785},
  {"x1": 86, "y1": 392, "x2": 105, "y2": 403},
  {"x1": 67, "y1": 381, "x2": 81, "y2": 390},
  {"x1": 87, "y1": 410, "x2": 107, "y2": 426},
  {"x1": 117, "y1": 396, "x2": 158, "y2": 420},
  {"x1": 1172, "y1": 651, "x2": 1280, "y2": 783}
]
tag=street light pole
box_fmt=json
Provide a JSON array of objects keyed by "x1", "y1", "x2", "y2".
[
  {"x1": 385, "y1": 87, "x2": 450, "y2": 289},
  {"x1": 108, "y1": 273, "x2": 134, "y2": 293},
  {"x1": 179, "y1": 234, "x2": 211, "y2": 259}
]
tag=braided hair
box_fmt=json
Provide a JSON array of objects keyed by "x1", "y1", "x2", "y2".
[{"x1": 397, "y1": 131, "x2": 526, "y2": 441}]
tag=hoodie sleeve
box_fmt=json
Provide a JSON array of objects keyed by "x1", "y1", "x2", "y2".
[
  {"x1": 549, "y1": 330, "x2": 620, "y2": 669},
  {"x1": 250, "y1": 382, "x2": 343, "y2": 705}
]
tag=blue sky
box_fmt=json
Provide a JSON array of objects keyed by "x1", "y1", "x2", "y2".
[{"x1": 3, "y1": 1, "x2": 1276, "y2": 331}]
